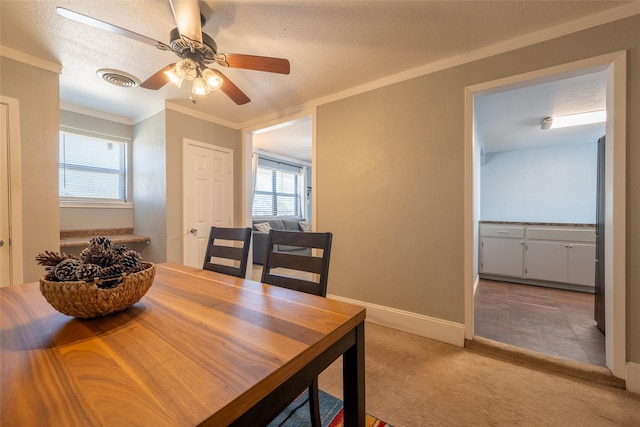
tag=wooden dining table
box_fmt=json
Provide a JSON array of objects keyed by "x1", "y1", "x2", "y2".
[{"x1": 0, "y1": 262, "x2": 366, "y2": 426}]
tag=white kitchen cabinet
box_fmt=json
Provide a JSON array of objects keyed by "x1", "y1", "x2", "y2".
[
  {"x1": 567, "y1": 243, "x2": 596, "y2": 286},
  {"x1": 524, "y1": 241, "x2": 570, "y2": 283},
  {"x1": 479, "y1": 225, "x2": 524, "y2": 278},
  {"x1": 481, "y1": 237, "x2": 524, "y2": 277},
  {"x1": 479, "y1": 223, "x2": 595, "y2": 289},
  {"x1": 524, "y1": 228, "x2": 595, "y2": 287}
]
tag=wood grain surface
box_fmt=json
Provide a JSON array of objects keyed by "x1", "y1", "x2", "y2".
[{"x1": 1, "y1": 263, "x2": 365, "y2": 426}]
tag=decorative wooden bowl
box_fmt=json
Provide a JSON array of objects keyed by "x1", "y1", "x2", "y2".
[{"x1": 39, "y1": 263, "x2": 155, "y2": 319}]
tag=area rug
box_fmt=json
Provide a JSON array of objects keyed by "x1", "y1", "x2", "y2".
[{"x1": 268, "y1": 389, "x2": 392, "y2": 427}]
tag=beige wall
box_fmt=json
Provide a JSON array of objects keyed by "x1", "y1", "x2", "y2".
[
  {"x1": 317, "y1": 15, "x2": 640, "y2": 361},
  {"x1": 132, "y1": 111, "x2": 167, "y2": 264},
  {"x1": 0, "y1": 57, "x2": 60, "y2": 282},
  {"x1": 165, "y1": 109, "x2": 242, "y2": 263}
]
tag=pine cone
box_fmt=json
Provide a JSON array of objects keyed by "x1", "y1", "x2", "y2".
[
  {"x1": 80, "y1": 245, "x2": 118, "y2": 267},
  {"x1": 127, "y1": 263, "x2": 148, "y2": 274},
  {"x1": 35, "y1": 251, "x2": 76, "y2": 266},
  {"x1": 89, "y1": 236, "x2": 112, "y2": 250},
  {"x1": 121, "y1": 250, "x2": 142, "y2": 272},
  {"x1": 76, "y1": 263, "x2": 102, "y2": 281},
  {"x1": 53, "y1": 259, "x2": 81, "y2": 281},
  {"x1": 101, "y1": 264, "x2": 124, "y2": 277},
  {"x1": 111, "y1": 244, "x2": 128, "y2": 256}
]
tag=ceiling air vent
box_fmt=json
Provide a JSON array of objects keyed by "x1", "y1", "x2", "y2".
[{"x1": 96, "y1": 69, "x2": 140, "y2": 88}]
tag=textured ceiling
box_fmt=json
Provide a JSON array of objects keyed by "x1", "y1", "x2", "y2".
[
  {"x1": 0, "y1": 0, "x2": 634, "y2": 129},
  {"x1": 476, "y1": 70, "x2": 607, "y2": 154}
]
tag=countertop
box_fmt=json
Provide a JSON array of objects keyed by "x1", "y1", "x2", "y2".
[{"x1": 480, "y1": 221, "x2": 595, "y2": 228}]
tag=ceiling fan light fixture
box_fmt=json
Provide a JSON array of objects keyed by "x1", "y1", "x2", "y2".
[
  {"x1": 164, "y1": 66, "x2": 183, "y2": 87},
  {"x1": 191, "y1": 76, "x2": 210, "y2": 95},
  {"x1": 175, "y1": 58, "x2": 197, "y2": 80},
  {"x1": 202, "y1": 68, "x2": 223, "y2": 91}
]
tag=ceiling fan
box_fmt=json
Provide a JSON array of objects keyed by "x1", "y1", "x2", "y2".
[{"x1": 57, "y1": 0, "x2": 290, "y2": 105}]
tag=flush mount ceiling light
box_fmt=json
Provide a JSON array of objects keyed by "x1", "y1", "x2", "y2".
[{"x1": 541, "y1": 110, "x2": 606, "y2": 130}]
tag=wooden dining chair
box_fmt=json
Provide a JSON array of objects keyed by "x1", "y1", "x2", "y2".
[
  {"x1": 261, "y1": 229, "x2": 333, "y2": 427},
  {"x1": 202, "y1": 227, "x2": 252, "y2": 278}
]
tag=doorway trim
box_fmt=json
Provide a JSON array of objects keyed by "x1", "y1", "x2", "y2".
[
  {"x1": 241, "y1": 109, "x2": 316, "y2": 276},
  {"x1": 0, "y1": 95, "x2": 23, "y2": 286},
  {"x1": 464, "y1": 51, "x2": 627, "y2": 379}
]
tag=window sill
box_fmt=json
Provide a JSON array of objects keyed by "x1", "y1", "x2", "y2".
[
  {"x1": 60, "y1": 228, "x2": 150, "y2": 248},
  {"x1": 60, "y1": 200, "x2": 133, "y2": 209}
]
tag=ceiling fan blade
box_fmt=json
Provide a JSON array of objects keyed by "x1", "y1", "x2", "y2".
[
  {"x1": 215, "y1": 53, "x2": 290, "y2": 74},
  {"x1": 169, "y1": 0, "x2": 202, "y2": 44},
  {"x1": 56, "y1": 7, "x2": 170, "y2": 51},
  {"x1": 140, "y1": 64, "x2": 175, "y2": 90},
  {"x1": 211, "y1": 69, "x2": 251, "y2": 105}
]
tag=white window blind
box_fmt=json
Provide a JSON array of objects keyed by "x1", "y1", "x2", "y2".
[
  {"x1": 59, "y1": 131, "x2": 128, "y2": 201},
  {"x1": 252, "y1": 159, "x2": 302, "y2": 217}
]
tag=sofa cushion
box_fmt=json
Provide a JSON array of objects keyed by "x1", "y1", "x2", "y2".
[
  {"x1": 283, "y1": 220, "x2": 302, "y2": 231},
  {"x1": 254, "y1": 222, "x2": 272, "y2": 233},
  {"x1": 298, "y1": 220, "x2": 311, "y2": 232},
  {"x1": 269, "y1": 219, "x2": 285, "y2": 230},
  {"x1": 253, "y1": 219, "x2": 287, "y2": 231}
]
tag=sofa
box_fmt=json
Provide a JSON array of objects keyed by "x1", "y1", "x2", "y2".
[{"x1": 252, "y1": 218, "x2": 311, "y2": 265}]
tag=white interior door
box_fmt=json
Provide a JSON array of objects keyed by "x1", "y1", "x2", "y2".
[
  {"x1": 183, "y1": 140, "x2": 233, "y2": 267},
  {"x1": 1, "y1": 103, "x2": 10, "y2": 286}
]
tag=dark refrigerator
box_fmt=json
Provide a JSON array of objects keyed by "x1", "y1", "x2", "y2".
[{"x1": 594, "y1": 135, "x2": 605, "y2": 334}]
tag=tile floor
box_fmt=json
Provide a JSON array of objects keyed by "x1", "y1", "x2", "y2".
[{"x1": 474, "y1": 278, "x2": 606, "y2": 367}]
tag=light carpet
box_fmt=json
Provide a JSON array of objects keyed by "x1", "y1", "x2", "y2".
[{"x1": 318, "y1": 322, "x2": 640, "y2": 426}]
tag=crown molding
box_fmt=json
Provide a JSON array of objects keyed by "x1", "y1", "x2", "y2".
[
  {"x1": 239, "y1": 1, "x2": 640, "y2": 131},
  {"x1": 60, "y1": 102, "x2": 133, "y2": 125},
  {"x1": 132, "y1": 101, "x2": 166, "y2": 125},
  {"x1": 164, "y1": 101, "x2": 239, "y2": 129},
  {"x1": 0, "y1": 45, "x2": 62, "y2": 74}
]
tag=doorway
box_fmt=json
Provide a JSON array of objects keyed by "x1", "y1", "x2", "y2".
[
  {"x1": 241, "y1": 111, "x2": 314, "y2": 281},
  {"x1": 464, "y1": 51, "x2": 627, "y2": 378},
  {"x1": 473, "y1": 71, "x2": 605, "y2": 365}
]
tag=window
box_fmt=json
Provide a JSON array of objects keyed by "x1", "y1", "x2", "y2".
[
  {"x1": 252, "y1": 158, "x2": 303, "y2": 217},
  {"x1": 59, "y1": 131, "x2": 128, "y2": 202}
]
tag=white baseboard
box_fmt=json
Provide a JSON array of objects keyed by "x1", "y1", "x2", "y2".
[
  {"x1": 327, "y1": 294, "x2": 466, "y2": 347},
  {"x1": 627, "y1": 362, "x2": 640, "y2": 394}
]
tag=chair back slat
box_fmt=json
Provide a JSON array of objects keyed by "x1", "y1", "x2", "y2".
[
  {"x1": 269, "y1": 231, "x2": 330, "y2": 249},
  {"x1": 210, "y1": 245, "x2": 244, "y2": 261},
  {"x1": 203, "y1": 227, "x2": 252, "y2": 278},
  {"x1": 261, "y1": 230, "x2": 332, "y2": 297},
  {"x1": 268, "y1": 252, "x2": 325, "y2": 274},
  {"x1": 263, "y1": 274, "x2": 322, "y2": 296}
]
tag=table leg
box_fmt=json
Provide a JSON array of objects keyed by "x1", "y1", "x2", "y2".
[{"x1": 342, "y1": 321, "x2": 365, "y2": 427}]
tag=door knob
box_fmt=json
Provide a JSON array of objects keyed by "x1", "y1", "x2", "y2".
[
  {"x1": 0, "y1": 240, "x2": 4, "y2": 247},
  {"x1": 190, "y1": 228, "x2": 198, "y2": 236}
]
